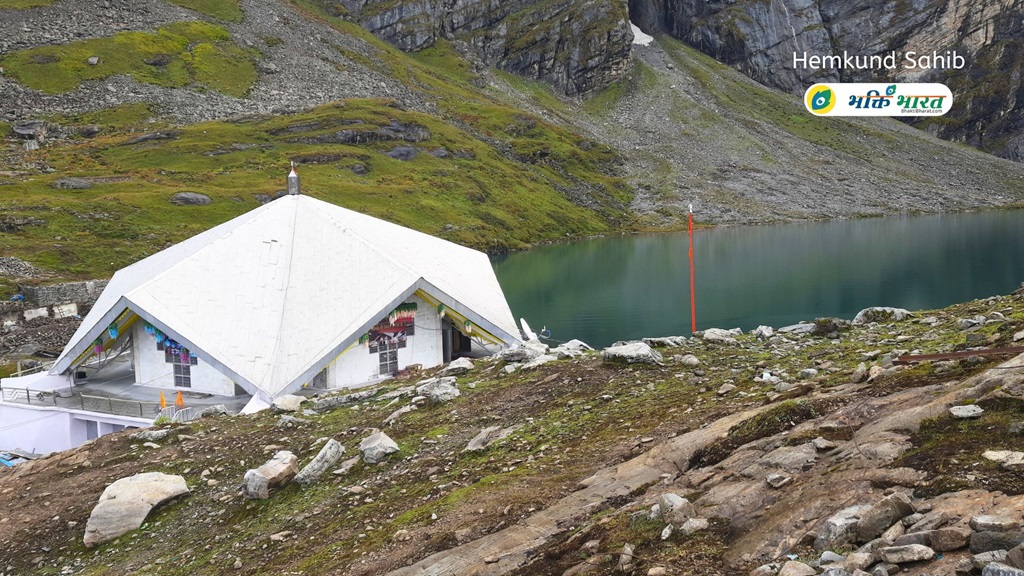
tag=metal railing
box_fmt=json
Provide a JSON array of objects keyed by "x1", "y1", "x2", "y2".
[{"x1": 0, "y1": 385, "x2": 162, "y2": 419}]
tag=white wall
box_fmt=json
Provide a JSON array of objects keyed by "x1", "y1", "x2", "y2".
[
  {"x1": 328, "y1": 295, "x2": 443, "y2": 389},
  {"x1": 132, "y1": 322, "x2": 237, "y2": 396},
  {"x1": 0, "y1": 403, "x2": 147, "y2": 455}
]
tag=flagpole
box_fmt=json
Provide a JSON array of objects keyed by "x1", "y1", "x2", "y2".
[{"x1": 688, "y1": 204, "x2": 696, "y2": 333}]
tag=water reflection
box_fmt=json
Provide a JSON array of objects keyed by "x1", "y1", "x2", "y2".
[{"x1": 493, "y1": 211, "x2": 1024, "y2": 347}]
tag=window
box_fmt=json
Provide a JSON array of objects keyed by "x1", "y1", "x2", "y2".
[
  {"x1": 173, "y1": 364, "x2": 191, "y2": 388},
  {"x1": 379, "y1": 345, "x2": 398, "y2": 376}
]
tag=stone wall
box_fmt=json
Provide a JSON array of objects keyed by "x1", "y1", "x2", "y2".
[{"x1": 20, "y1": 280, "x2": 107, "y2": 307}]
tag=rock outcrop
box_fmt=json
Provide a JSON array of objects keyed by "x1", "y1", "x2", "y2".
[
  {"x1": 629, "y1": 0, "x2": 1024, "y2": 161},
  {"x1": 333, "y1": 0, "x2": 634, "y2": 95}
]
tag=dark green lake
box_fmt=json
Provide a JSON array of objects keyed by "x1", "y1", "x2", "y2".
[{"x1": 492, "y1": 210, "x2": 1024, "y2": 348}]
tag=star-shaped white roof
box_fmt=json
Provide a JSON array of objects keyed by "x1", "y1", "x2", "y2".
[{"x1": 52, "y1": 195, "x2": 521, "y2": 399}]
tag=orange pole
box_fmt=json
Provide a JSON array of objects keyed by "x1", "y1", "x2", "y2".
[
  {"x1": 159, "y1": 391, "x2": 167, "y2": 409},
  {"x1": 688, "y1": 205, "x2": 696, "y2": 333},
  {"x1": 175, "y1": 391, "x2": 184, "y2": 409}
]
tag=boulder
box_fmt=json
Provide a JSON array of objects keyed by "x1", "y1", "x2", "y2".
[
  {"x1": 821, "y1": 550, "x2": 847, "y2": 565},
  {"x1": 129, "y1": 428, "x2": 174, "y2": 442},
  {"x1": 972, "y1": 516, "x2": 1021, "y2": 532},
  {"x1": 856, "y1": 493, "x2": 915, "y2": 542},
  {"x1": 415, "y1": 377, "x2": 460, "y2": 402},
  {"x1": 83, "y1": 472, "x2": 189, "y2": 547},
  {"x1": 52, "y1": 177, "x2": 93, "y2": 189},
  {"x1": 853, "y1": 307, "x2": 913, "y2": 325},
  {"x1": 243, "y1": 451, "x2": 298, "y2": 499},
  {"x1": 950, "y1": 405, "x2": 984, "y2": 419},
  {"x1": 359, "y1": 430, "x2": 399, "y2": 463},
  {"x1": 751, "y1": 325, "x2": 774, "y2": 340},
  {"x1": 1009, "y1": 544, "x2": 1024, "y2": 569},
  {"x1": 464, "y1": 425, "x2": 520, "y2": 452},
  {"x1": 983, "y1": 563, "x2": 1024, "y2": 576},
  {"x1": 971, "y1": 531, "x2": 1024, "y2": 554},
  {"x1": 680, "y1": 517, "x2": 710, "y2": 535},
  {"x1": 602, "y1": 342, "x2": 663, "y2": 365},
  {"x1": 843, "y1": 552, "x2": 874, "y2": 572},
  {"x1": 386, "y1": 146, "x2": 418, "y2": 160},
  {"x1": 982, "y1": 451, "x2": 1024, "y2": 470},
  {"x1": 799, "y1": 368, "x2": 819, "y2": 379},
  {"x1": 680, "y1": 354, "x2": 700, "y2": 367},
  {"x1": 659, "y1": 493, "x2": 696, "y2": 524},
  {"x1": 294, "y1": 439, "x2": 344, "y2": 486},
  {"x1": 169, "y1": 192, "x2": 212, "y2": 206},
  {"x1": 701, "y1": 328, "x2": 739, "y2": 344},
  {"x1": 816, "y1": 505, "x2": 871, "y2": 551},
  {"x1": 500, "y1": 346, "x2": 542, "y2": 363},
  {"x1": 440, "y1": 357, "x2": 474, "y2": 376},
  {"x1": 271, "y1": 394, "x2": 306, "y2": 413},
  {"x1": 975, "y1": 551, "x2": 1010, "y2": 569},
  {"x1": 878, "y1": 544, "x2": 935, "y2": 563},
  {"x1": 198, "y1": 404, "x2": 229, "y2": 418},
  {"x1": 929, "y1": 526, "x2": 974, "y2": 551}
]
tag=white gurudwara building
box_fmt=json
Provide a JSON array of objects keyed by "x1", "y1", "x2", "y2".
[{"x1": 0, "y1": 171, "x2": 521, "y2": 452}]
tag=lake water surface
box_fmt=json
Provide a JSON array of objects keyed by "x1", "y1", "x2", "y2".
[{"x1": 492, "y1": 210, "x2": 1024, "y2": 347}]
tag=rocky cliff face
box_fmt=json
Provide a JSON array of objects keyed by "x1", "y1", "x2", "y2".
[
  {"x1": 326, "y1": 0, "x2": 634, "y2": 95},
  {"x1": 629, "y1": 0, "x2": 1024, "y2": 161}
]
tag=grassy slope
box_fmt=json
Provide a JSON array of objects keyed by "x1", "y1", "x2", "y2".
[
  {"x1": 0, "y1": 5, "x2": 632, "y2": 295},
  {"x1": 0, "y1": 21, "x2": 257, "y2": 97},
  {"x1": 1, "y1": 290, "x2": 1021, "y2": 575}
]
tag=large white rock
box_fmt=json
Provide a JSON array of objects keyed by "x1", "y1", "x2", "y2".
[
  {"x1": 950, "y1": 405, "x2": 984, "y2": 419},
  {"x1": 416, "y1": 377, "x2": 460, "y2": 403},
  {"x1": 271, "y1": 394, "x2": 306, "y2": 413},
  {"x1": 440, "y1": 357, "x2": 475, "y2": 376},
  {"x1": 243, "y1": 451, "x2": 298, "y2": 499},
  {"x1": 602, "y1": 342, "x2": 663, "y2": 365},
  {"x1": 294, "y1": 439, "x2": 345, "y2": 486},
  {"x1": 701, "y1": 328, "x2": 739, "y2": 344},
  {"x1": 84, "y1": 472, "x2": 189, "y2": 547},
  {"x1": 359, "y1": 430, "x2": 399, "y2": 463}
]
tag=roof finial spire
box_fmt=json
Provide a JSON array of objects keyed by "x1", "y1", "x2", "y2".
[{"x1": 287, "y1": 161, "x2": 300, "y2": 195}]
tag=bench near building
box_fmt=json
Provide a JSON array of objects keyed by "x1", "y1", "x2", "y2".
[{"x1": 0, "y1": 171, "x2": 521, "y2": 454}]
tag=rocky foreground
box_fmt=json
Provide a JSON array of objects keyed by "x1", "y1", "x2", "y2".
[{"x1": 1, "y1": 288, "x2": 1024, "y2": 575}]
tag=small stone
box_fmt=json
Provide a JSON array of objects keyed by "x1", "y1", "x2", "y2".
[
  {"x1": 820, "y1": 550, "x2": 846, "y2": 565},
  {"x1": 812, "y1": 437, "x2": 837, "y2": 451},
  {"x1": 717, "y1": 383, "x2": 736, "y2": 395},
  {"x1": 778, "y1": 561, "x2": 817, "y2": 576},
  {"x1": 680, "y1": 517, "x2": 709, "y2": 534},
  {"x1": 766, "y1": 473, "x2": 792, "y2": 488},
  {"x1": 680, "y1": 354, "x2": 700, "y2": 367},
  {"x1": 233, "y1": 558, "x2": 242, "y2": 569},
  {"x1": 87, "y1": 56, "x2": 99, "y2": 65},
  {"x1": 648, "y1": 568, "x2": 667, "y2": 576}
]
